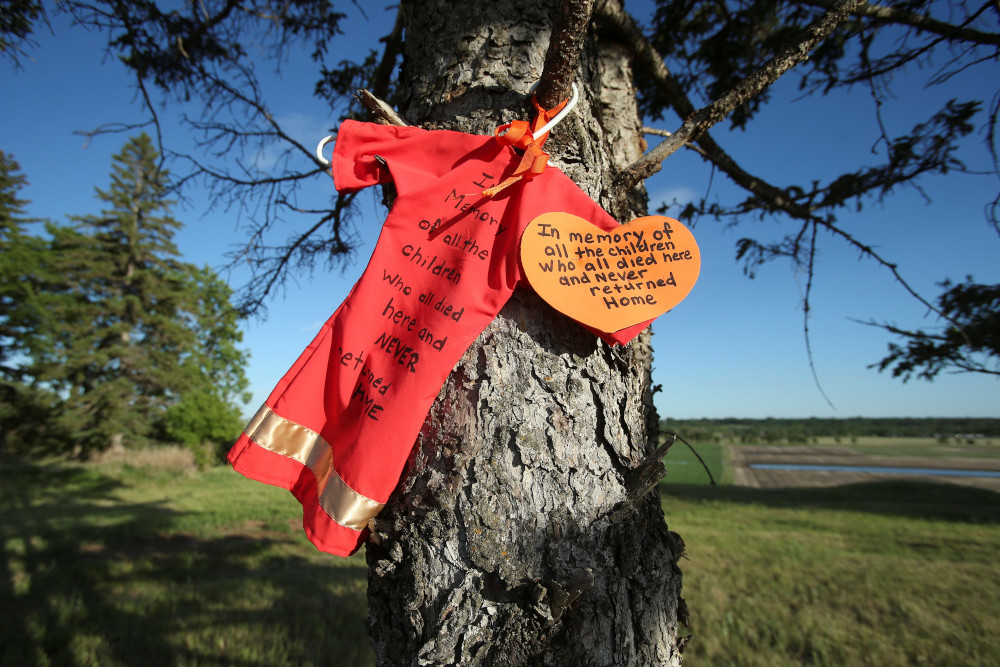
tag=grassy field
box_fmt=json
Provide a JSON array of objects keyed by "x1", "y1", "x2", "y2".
[
  {"x1": 663, "y1": 481, "x2": 1000, "y2": 665},
  {"x1": 698, "y1": 435, "x2": 1000, "y2": 460},
  {"x1": 831, "y1": 437, "x2": 1000, "y2": 461},
  {"x1": 661, "y1": 439, "x2": 729, "y2": 485},
  {"x1": 0, "y1": 456, "x2": 373, "y2": 666},
  {"x1": 3, "y1": 447, "x2": 999, "y2": 665}
]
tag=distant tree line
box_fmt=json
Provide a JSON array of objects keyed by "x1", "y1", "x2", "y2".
[
  {"x1": 0, "y1": 136, "x2": 250, "y2": 464},
  {"x1": 661, "y1": 417, "x2": 1000, "y2": 444}
]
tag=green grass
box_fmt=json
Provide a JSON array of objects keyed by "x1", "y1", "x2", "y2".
[
  {"x1": 0, "y1": 458, "x2": 373, "y2": 667},
  {"x1": 662, "y1": 437, "x2": 1000, "y2": 488},
  {"x1": 662, "y1": 439, "x2": 729, "y2": 485},
  {"x1": 3, "y1": 453, "x2": 999, "y2": 666},
  {"x1": 662, "y1": 481, "x2": 1000, "y2": 665}
]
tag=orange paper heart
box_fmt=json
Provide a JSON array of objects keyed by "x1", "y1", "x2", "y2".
[{"x1": 520, "y1": 213, "x2": 701, "y2": 333}]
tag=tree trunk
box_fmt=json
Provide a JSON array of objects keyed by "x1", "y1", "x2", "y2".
[{"x1": 365, "y1": 1, "x2": 686, "y2": 664}]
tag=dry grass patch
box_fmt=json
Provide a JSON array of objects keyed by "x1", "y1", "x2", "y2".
[{"x1": 89, "y1": 444, "x2": 197, "y2": 473}]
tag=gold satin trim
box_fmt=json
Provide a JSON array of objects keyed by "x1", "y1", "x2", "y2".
[{"x1": 243, "y1": 405, "x2": 384, "y2": 531}]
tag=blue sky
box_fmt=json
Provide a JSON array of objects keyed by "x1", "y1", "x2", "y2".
[{"x1": 2, "y1": 1, "x2": 997, "y2": 419}]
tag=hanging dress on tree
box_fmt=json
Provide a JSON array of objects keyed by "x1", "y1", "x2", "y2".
[{"x1": 228, "y1": 120, "x2": 651, "y2": 556}]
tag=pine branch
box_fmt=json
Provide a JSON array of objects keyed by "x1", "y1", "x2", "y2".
[
  {"x1": 368, "y1": 3, "x2": 405, "y2": 103},
  {"x1": 615, "y1": 0, "x2": 869, "y2": 193},
  {"x1": 602, "y1": 0, "x2": 960, "y2": 331},
  {"x1": 802, "y1": 0, "x2": 1000, "y2": 46}
]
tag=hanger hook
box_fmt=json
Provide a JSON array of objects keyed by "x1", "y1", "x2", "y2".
[
  {"x1": 530, "y1": 82, "x2": 579, "y2": 139},
  {"x1": 316, "y1": 135, "x2": 336, "y2": 167}
]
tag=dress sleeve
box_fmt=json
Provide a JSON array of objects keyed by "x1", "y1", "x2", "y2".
[
  {"x1": 332, "y1": 119, "x2": 487, "y2": 200},
  {"x1": 330, "y1": 120, "x2": 430, "y2": 192}
]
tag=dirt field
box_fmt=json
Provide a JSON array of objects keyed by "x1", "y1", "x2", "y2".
[{"x1": 730, "y1": 445, "x2": 1000, "y2": 492}]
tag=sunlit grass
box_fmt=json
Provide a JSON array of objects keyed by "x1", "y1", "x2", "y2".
[
  {"x1": 3, "y1": 451, "x2": 998, "y2": 666},
  {"x1": 663, "y1": 481, "x2": 1000, "y2": 665},
  {"x1": 661, "y1": 440, "x2": 729, "y2": 485},
  {"x1": 0, "y1": 457, "x2": 373, "y2": 667}
]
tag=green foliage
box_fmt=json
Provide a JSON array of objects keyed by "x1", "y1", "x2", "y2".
[
  {"x1": 0, "y1": 150, "x2": 43, "y2": 380},
  {"x1": 0, "y1": 151, "x2": 63, "y2": 455},
  {"x1": 0, "y1": 139, "x2": 250, "y2": 458},
  {"x1": 162, "y1": 388, "x2": 244, "y2": 466},
  {"x1": 872, "y1": 278, "x2": 1000, "y2": 380},
  {"x1": 0, "y1": 0, "x2": 44, "y2": 66},
  {"x1": 33, "y1": 135, "x2": 195, "y2": 452},
  {"x1": 181, "y1": 265, "x2": 251, "y2": 407}
]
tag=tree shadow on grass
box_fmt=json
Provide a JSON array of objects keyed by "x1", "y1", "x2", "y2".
[
  {"x1": 0, "y1": 459, "x2": 371, "y2": 667},
  {"x1": 660, "y1": 479, "x2": 1000, "y2": 525}
]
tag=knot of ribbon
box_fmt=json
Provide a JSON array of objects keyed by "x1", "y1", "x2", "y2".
[{"x1": 482, "y1": 94, "x2": 570, "y2": 198}]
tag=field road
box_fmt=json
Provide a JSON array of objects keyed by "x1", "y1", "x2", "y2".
[{"x1": 730, "y1": 445, "x2": 1000, "y2": 492}]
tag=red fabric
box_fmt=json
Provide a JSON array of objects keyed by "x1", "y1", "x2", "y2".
[{"x1": 229, "y1": 120, "x2": 652, "y2": 556}]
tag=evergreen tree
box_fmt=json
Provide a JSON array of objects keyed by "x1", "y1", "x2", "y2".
[
  {"x1": 163, "y1": 265, "x2": 251, "y2": 463},
  {"x1": 0, "y1": 150, "x2": 41, "y2": 377},
  {"x1": 0, "y1": 151, "x2": 61, "y2": 454},
  {"x1": 20, "y1": 134, "x2": 250, "y2": 456}
]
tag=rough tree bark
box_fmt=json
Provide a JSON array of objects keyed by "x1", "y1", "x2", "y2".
[{"x1": 365, "y1": 1, "x2": 686, "y2": 664}]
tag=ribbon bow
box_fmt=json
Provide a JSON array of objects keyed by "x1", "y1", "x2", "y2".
[{"x1": 482, "y1": 94, "x2": 571, "y2": 198}]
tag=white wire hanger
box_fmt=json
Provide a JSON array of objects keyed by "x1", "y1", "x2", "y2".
[
  {"x1": 316, "y1": 135, "x2": 336, "y2": 167},
  {"x1": 314, "y1": 81, "x2": 579, "y2": 167},
  {"x1": 528, "y1": 82, "x2": 579, "y2": 139}
]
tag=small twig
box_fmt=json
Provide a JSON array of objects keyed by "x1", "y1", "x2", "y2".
[
  {"x1": 352, "y1": 91, "x2": 406, "y2": 208},
  {"x1": 354, "y1": 89, "x2": 409, "y2": 126},
  {"x1": 536, "y1": 0, "x2": 596, "y2": 107},
  {"x1": 609, "y1": 430, "x2": 716, "y2": 524},
  {"x1": 642, "y1": 127, "x2": 708, "y2": 158},
  {"x1": 625, "y1": 433, "x2": 677, "y2": 503},
  {"x1": 661, "y1": 431, "x2": 717, "y2": 487},
  {"x1": 802, "y1": 222, "x2": 836, "y2": 409}
]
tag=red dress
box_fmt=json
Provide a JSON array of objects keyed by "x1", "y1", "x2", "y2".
[{"x1": 228, "y1": 120, "x2": 651, "y2": 556}]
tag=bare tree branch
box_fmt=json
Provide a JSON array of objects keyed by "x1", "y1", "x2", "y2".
[
  {"x1": 802, "y1": 222, "x2": 836, "y2": 409},
  {"x1": 536, "y1": 0, "x2": 596, "y2": 107},
  {"x1": 641, "y1": 127, "x2": 708, "y2": 158},
  {"x1": 354, "y1": 89, "x2": 409, "y2": 127},
  {"x1": 234, "y1": 193, "x2": 358, "y2": 316},
  {"x1": 602, "y1": 0, "x2": 961, "y2": 328},
  {"x1": 368, "y1": 3, "x2": 404, "y2": 102}
]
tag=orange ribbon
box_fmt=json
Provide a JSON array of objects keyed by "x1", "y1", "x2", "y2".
[{"x1": 482, "y1": 95, "x2": 570, "y2": 198}]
